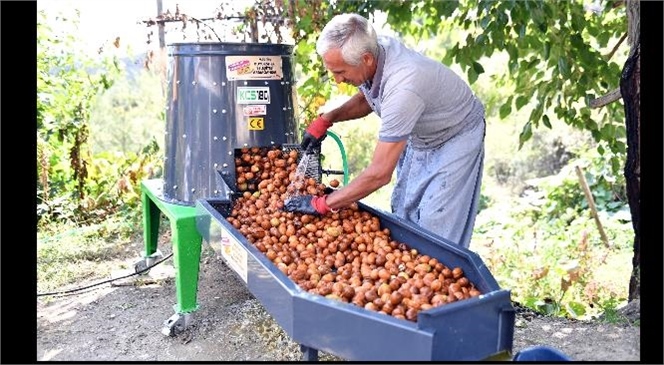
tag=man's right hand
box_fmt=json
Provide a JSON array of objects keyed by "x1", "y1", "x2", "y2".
[{"x1": 301, "y1": 115, "x2": 332, "y2": 151}]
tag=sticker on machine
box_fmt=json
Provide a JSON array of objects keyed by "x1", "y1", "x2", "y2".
[
  {"x1": 219, "y1": 231, "x2": 248, "y2": 283},
  {"x1": 248, "y1": 117, "x2": 264, "y2": 130},
  {"x1": 226, "y1": 55, "x2": 283, "y2": 80},
  {"x1": 237, "y1": 87, "x2": 270, "y2": 104},
  {"x1": 242, "y1": 105, "x2": 267, "y2": 116}
]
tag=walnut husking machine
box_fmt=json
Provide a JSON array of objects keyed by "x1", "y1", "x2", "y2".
[{"x1": 136, "y1": 42, "x2": 515, "y2": 361}]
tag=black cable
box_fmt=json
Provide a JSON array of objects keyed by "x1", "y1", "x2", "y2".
[{"x1": 37, "y1": 253, "x2": 174, "y2": 297}]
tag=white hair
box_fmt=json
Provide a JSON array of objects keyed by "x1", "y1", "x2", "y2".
[{"x1": 316, "y1": 13, "x2": 379, "y2": 66}]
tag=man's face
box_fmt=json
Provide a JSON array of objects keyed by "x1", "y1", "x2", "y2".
[{"x1": 322, "y1": 48, "x2": 375, "y2": 87}]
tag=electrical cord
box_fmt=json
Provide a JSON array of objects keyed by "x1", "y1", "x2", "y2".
[{"x1": 37, "y1": 252, "x2": 174, "y2": 297}]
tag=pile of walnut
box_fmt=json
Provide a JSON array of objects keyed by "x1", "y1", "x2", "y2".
[{"x1": 227, "y1": 146, "x2": 481, "y2": 322}]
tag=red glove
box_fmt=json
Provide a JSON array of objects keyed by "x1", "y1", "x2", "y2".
[
  {"x1": 311, "y1": 195, "x2": 334, "y2": 214},
  {"x1": 301, "y1": 115, "x2": 332, "y2": 150},
  {"x1": 307, "y1": 115, "x2": 333, "y2": 139}
]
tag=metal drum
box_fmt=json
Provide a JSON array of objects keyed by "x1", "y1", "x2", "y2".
[{"x1": 163, "y1": 42, "x2": 298, "y2": 205}]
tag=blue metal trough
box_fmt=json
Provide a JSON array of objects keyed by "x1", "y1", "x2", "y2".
[{"x1": 195, "y1": 198, "x2": 515, "y2": 361}]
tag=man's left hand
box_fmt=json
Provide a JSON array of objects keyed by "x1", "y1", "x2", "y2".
[{"x1": 283, "y1": 195, "x2": 333, "y2": 215}]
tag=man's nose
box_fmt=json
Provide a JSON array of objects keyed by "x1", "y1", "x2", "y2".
[{"x1": 333, "y1": 74, "x2": 345, "y2": 84}]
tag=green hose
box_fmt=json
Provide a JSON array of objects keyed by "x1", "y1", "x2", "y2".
[{"x1": 325, "y1": 130, "x2": 349, "y2": 185}]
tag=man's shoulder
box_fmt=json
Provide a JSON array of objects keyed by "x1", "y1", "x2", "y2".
[{"x1": 378, "y1": 35, "x2": 401, "y2": 47}]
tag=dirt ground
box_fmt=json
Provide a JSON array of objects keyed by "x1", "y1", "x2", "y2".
[{"x1": 36, "y1": 233, "x2": 641, "y2": 362}]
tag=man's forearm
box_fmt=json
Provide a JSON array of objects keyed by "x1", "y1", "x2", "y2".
[{"x1": 322, "y1": 92, "x2": 372, "y2": 124}]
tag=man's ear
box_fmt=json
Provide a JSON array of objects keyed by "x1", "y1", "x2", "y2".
[{"x1": 363, "y1": 53, "x2": 374, "y2": 67}]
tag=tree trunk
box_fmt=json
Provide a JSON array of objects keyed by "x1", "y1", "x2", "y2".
[{"x1": 621, "y1": 0, "x2": 640, "y2": 301}]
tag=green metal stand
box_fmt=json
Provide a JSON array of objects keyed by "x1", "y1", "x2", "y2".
[{"x1": 140, "y1": 178, "x2": 202, "y2": 335}]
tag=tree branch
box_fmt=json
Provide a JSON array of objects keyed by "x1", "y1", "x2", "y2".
[
  {"x1": 605, "y1": 32, "x2": 627, "y2": 61},
  {"x1": 588, "y1": 88, "x2": 622, "y2": 108},
  {"x1": 187, "y1": 15, "x2": 223, "y2": 42}
]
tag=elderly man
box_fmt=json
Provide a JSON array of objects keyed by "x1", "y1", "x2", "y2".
[{"x1": 285, "y1": 13, "x2": 486, "y2": 248}]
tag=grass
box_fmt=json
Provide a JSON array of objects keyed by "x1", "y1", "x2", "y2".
[
  {"x1": 472, "y1": 191, "x2": 633, "y2": 319},
  {"x1": 37, "y1": 213, "x2": 143, "y2": 294}
]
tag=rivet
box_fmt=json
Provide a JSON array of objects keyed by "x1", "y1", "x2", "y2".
[
  {"x1": 222, "y1": 82, "x2": 226, "y2": 86},
  {"x1": 286, "y1": 81, "x2": 290, "y2": 85},
  {"x1": 270, "y1": 141, "x2": 275, "y2": 145},
  {"x1": 243, "y1": 81, "x2": 248, "y2": 85},
  {"x1": 264, "y1": 81, "x2": 269, "y2": 85},
  {"x1": 283, "y1": 107, "x2": 287, "y2": 111},
  {"x1": 213, "y1": 136, "x2": 218, "y2": 140},
  {"x1": 213, "y1": 109, "x2": 218, "y2": 114},
  {"x1": 213, "y1": 82, "x2": 218, "y2": 86},
  {"x1": 213, "y1": 163, "x2": 218, "y2": 168},
  {"x1": 284, "y1": 133, "x2": 289, "y2": 136},
  {"x1": 176, "y1": 80, "x2": 180, "y2": 84},
  {"x1": 214, "y1": 190, "x2": 219, "y2": 194},
  {"x1": 222, "y1": 136, "x2": 227, "y2": 141},
  {"x1": 228, "y1": 151, "x2": 232, "y2": 155},
  {"x1": 182, "y1": 134, "x2": 187, "y2": 139},
  {"x1": 191, "y1": 188, "x2": 196, "y2": 193},
  {"x1": 222, "y1": 109, "x2": 227, "y2": 113},
  {"x1": 165, "y1": 106, "x2": 170, "y2": 110},
  {"x1": 281, "y1": 81, "x2": 285, "y2": 85},
  {"x1": 173, "y1": 185, "x2": 178, "y2": 190},
  {"x1": 243, "y1": 143, "x2": 248, "y2": 147},
  {"x1": 222, "y1": 163, "x2": 228, "y2": 168},
  {"x1": 192, "y1": 81, "x2": 197, "y2": 85}
]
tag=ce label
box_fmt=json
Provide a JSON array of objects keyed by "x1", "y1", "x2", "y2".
[{"x1": 249, "y1": 117, "x2": 264, "y2": 130}]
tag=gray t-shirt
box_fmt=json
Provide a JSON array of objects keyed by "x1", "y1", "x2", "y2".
[{"x1": 359, "y1": 36, "x2": 484, "y2": 149}]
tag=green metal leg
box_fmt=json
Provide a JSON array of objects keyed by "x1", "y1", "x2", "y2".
[
  {"x1": 140, "y1": 179, "x2": 202, "y2": 316},
  {"x1": 142, "y1": 187, "x2": 161, "y2": 256},
  {"x1": 171, "y1": 216, "x2": 202, "y2": 313}
]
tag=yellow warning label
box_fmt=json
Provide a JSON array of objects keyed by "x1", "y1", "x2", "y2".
[{"x1": 249, "y1": 117, "x2": 264, "y2": 130}]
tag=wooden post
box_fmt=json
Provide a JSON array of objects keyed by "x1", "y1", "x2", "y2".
[
  {"x1": 575, "y1": 165, "x2": 610, "y2": 248},
  {"x1": 156, "y1": 0, "x2": 168, "y2": 97},
  {"x1": 156, "y1": 0, "x2": 166, "y2": 49}
]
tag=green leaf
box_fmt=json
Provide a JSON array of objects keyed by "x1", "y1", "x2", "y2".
[
  {"x1": 518, "y1": 121, "x2": 533, "y2": 149},
  {"x1": 542, "y1": 114, "x2": 551, "y2": 129},
  {"x1": 570, "y1": 34, "x2": 584, "y2": 49},
  {"x1": 508, "y1": 59, "x2": 519, "y2": 74},
  {"x1": 597, "y1": 144, "x2": 605, "y2": 156},
  {"x1": 558, "y1": 57, "x2": 570, "y2": 78},
  {"x1": 468, "y1": 66, "x2": 478, "y2": 85},
  {"x1": 529, "y1": 104, "x2": 544, "y2": 126},
  {"x1": 515, "y1": 95, "x2": 529, "y2": 110},
  {"x1": 518, "y1": 24, "x2": 526, "y2": 38},
  {"x1": 499, "y1": 102, "x2": 512, "y2": 119},
  {"x1": 566, "y1": 301, "x2": 586, "y2": 317},
  {"x1": 506, "y1": 44, "x2": 518, "y2": 61},
  {"x1": 543, "y1": 41, "x2": 550, "y2": 60},
  {"x1": 438, "y1": 0, "x2": 459, "y2": 17},
  {"x1": 472, "y1": 61, "x2": 485, "y2": 75},
  {"x1": 538, "y1": 21, "x2": 547, "y2": 33},
  {"x1": 475, "y1": 34, "x2": 487, "y2": 46},
  {"x1": 591, "y1": 129, "x2": 602, "y2": 141},
  {"x1": 611, "y1": 157, "x2": 621, "y2": 173},
  {"x1": 527, "y1": 58, "x2": 539, "y2": 70},
  {"x1": 480, "y1": 16, "x2": 491, "y2": 30}
]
